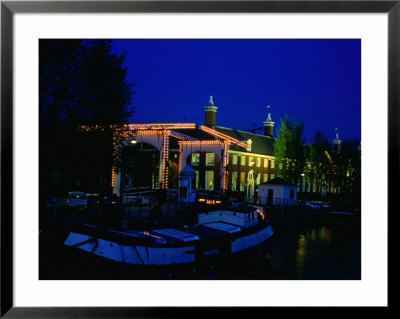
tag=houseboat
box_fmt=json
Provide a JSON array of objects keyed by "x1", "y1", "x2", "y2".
[{"x1": 63, "y1": 203, "x2": 274, "y2": 268}]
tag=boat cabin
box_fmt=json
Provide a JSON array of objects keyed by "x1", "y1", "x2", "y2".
[{"x1": 197, "y1": 204, "x2": 258, "y2": 229}]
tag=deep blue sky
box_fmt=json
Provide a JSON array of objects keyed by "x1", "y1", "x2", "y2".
[{"x1": 111, "y1": 39, "x2": 361, "y2": 144}]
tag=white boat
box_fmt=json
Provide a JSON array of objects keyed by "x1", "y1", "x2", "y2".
[{"x1": 63, "y1": 204, "x2": 274, "y2": 266}]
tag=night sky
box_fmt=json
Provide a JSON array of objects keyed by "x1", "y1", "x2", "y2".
[{"x1": 111, "y1": 39, "x2": 361, "y2": 144}]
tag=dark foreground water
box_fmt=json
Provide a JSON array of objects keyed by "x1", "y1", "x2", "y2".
[
  {"x1": 40, "y1": 212, "x2": 361, "y2": 280},
  {"x1": 262, "y1": 214, "x2": 361, "y2": 280}
]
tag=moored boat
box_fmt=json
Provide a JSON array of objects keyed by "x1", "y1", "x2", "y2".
[{"x1": 63, "y1": 203, "x2": 274, "y2": 267}]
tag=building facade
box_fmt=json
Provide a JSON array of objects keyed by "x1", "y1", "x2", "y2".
[{"x1": 106, "y1": 96, "x2": 359, "y2": 203}]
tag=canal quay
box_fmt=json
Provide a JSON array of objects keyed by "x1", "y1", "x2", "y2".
[{"x1": 39, "y1": 194, "x2": 361, "y2": 280}]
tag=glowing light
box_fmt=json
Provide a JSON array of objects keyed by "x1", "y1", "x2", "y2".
[
  {"x1": 256, "y1": 209, "x2": 265, "y2": 220},
  {"x1": 178, "y1": 140, "x2": 224, "y2": 146},
  {"x1": 197, "y1": 198, "x2": 222, "y2": 205},
  {"x1": 133, "y1": 130, "x2": 166, "y2": 136},
  {"x1": 126, "y1": 123, "x2": 196, "y2": 130},
  {"x1": 111, "y1": 166, "x2": 116, "y2": 187},
  {"x1": 161, "y1": 131, "x2": 170, "y2": 189},
  {"x1": 178, "y1": 144, "x2": 183, "y2": 173},
  {"x1": 222, "y1": 142, "x2": 229, "y2": 190}
]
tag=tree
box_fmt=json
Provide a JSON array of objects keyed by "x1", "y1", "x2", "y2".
[
  {"x1": 39, "y1": 39, "x2": 135, "y2": 198},
  {"x1": 332, "y1": 138, "x2": 361, "y2": 206},
  {"x1": 40, "y1": 40, "x2": 134, "y2": 129},
  {"x1": 273, "y1": 114, "x2": 306, "y2": 185},
  {"x1": 307, "y1": 130, "x2": 332, "y2": 194}
]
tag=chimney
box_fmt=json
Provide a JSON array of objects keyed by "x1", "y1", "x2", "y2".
[
  {"x1": 333, "y1": 128, "x2": 341, "y2": 152},
  {"x1": 204, "y1": 96, "x2": 218, "y2": 127},
  {"x1": 263, "y1": 105, "x2": 275, "y2": 137}
]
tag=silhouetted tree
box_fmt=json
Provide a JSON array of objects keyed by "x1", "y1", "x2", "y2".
[
  {"x1": 332, "y1": 138, "x2": 361, "y2": 207},
  {"x1": 306, "y1": 130, "x2": 332, "y2": 194},
  {"x1": 39, "y1": 39, "x2": 134, "y2": 200}
]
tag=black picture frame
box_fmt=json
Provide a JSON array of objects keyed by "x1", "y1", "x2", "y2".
[{"x1": 1, "y1": 0, "x2": 395, "y2": 317}]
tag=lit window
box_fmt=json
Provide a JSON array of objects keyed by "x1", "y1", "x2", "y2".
[
  {"x1": 241, "y1": 156, "x2": 246, "y2": 166},
  {"x1": 232, "y1": 154, "x2": 238, "y2": 165},
  {"x1": 256, "y1": 173, "x2": 261, "y2": 185},
  {"x1": 240, "y1": 172, "x2": 245, "y2": 191},
  {"x1": 206, "y1": 153, "x2": 215, "y2": 166},
  {"x1": 263, "y1": 174, "x2": 268, "y2": 182},
  {"x1": 195, "y1": 170, "x2": 200, "y2": 189},
  {"x1": 264, "y1": 159, "x2": 268, "y2": 168},
  {"x1": 270, "y1": 174, "x2": 275, "y2": 180},
  {"x1": 271, "y1": 160, "x2": 275, "y2": 169},
  {"x1": 249, "y1": 157, "x2": 254, "y2": 166},
  {"x1": 205, "y1": 170, "x2": 214, "y2": 190},
  {"x1": 256, "y1": 158, "x2": 261, "y2": 167},
  {"x1": 192, "y1": 153, "x2": 200, "y2": 166},
  {"x1": 232, "y1": 172, "x2": 238, "y2": 191},
  {"x1": 248, "y1": 172, "x2": 253, "y2": 181}
]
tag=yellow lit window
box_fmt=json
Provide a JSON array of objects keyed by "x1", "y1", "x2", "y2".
[
  {"x1": 232, "y1": 154, "x2": 238, "y2": 165},
  {"x1": 206, "y1": 153, "x2": 215, "y2": 166},
  {"x1": 195, "y1": 170, "x2": 200, "y2": 189},
  {"x1": 205, "y1": 170, "x2": 214, "y2": 190},
  {"x1": 249, "y1": 157, "x2": 254, "y2": 166},
  {"x1": 232, "y1": 172, "x2": 238, "y2": 191},
  {"x1": 240, "y1": 172, "x2": 245, "y2": 191},
  {"x1": 192, "y1": 153, "x2": 200, "y2": 166}
]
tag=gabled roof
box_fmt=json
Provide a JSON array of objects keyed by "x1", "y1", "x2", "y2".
[{"x1": 214, "y1": 126, "x2": 274, "y2": 156}]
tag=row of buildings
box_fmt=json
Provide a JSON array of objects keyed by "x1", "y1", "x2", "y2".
[{"x1": 110, "y1": 96, "x2": 360, "y2": 203}]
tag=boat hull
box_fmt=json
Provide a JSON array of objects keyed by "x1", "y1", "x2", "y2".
[{"x1": 63, "y1": 222, "x2": 274, "y2": 267}]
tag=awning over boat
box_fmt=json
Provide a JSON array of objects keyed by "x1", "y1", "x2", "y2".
[
  {"x1": 203, "y1": 222, "x2": 241, "y2": 234},
  {"x1": 152, "y1": 229, "x2": 200, "y2": 242}
]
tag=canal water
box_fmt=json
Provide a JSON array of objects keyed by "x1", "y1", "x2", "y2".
[
  {"x1": 40, "y1": 210, "x2": 361, "y2": 280},
  {"x1": 249, "y1": 213, "x2": 361, "y2": 280}
]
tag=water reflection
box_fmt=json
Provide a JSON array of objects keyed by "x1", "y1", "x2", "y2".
[
  {"x1": 296, "y1": 234, "x2": 306, "y2": 274},
  {"x1": 267, "y1": 220, "x2": 361, "y2": 280}
]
